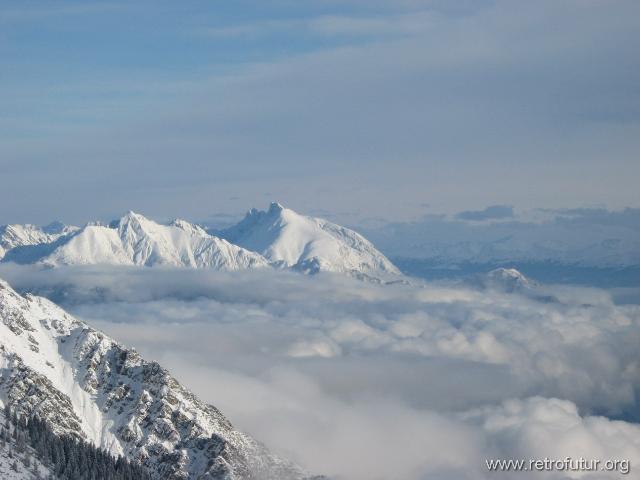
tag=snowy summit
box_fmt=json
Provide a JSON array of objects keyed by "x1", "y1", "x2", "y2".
[{"x1": 220, "y1": 202, "x2": 401, "y2": 277}]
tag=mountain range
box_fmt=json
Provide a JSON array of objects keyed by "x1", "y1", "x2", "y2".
[
  {"x1": 360, "y1": 211, "x2": 640, "y2": 270},
  {"x1": 0, "y1": 205, "x2": 403, "y2": 478},
  {"x1": 0, "y1": 204, "x2": 399, "y2": 281}
]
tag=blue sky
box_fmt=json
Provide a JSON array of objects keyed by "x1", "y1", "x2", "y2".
[{"x1": 1, "y1": 0, "x2": 639, "y2": 225}]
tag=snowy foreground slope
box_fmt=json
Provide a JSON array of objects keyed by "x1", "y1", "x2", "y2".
[
  {"x1": 0, "y1": 205, "x2": 399, "y2": 279},
  {"x1": 219, "y1": 203, "x2": 400, "y2": 277},
  {"x1": 0, "y1": 277, "x2": 311, "y2": 479}
]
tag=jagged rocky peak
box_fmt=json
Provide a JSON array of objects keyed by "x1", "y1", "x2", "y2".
[
  {"x1": 106, "y1": 211, "x2": 164, "y2": 235},
  {"x1": 0, "y1": 277, "x2": 311, "y2": 479},
  {"x1": 114, "y1": 210, "x2": 151, "y2": 230},
  {"x1": 268, "y1": 201, "x2": 284, "y2": 213},
  {"x1": 169, "y1": 218, "x2": 209, "y2": 237},
  {"x1": 238, "y1": 202, "x2": 288, "y2": 230},
  {"x1": 41, "y1": 221, "x2": 73, "y2": 235},
  {"x1": 0, "y1": 223, "x2": 78, "y2": 260}
]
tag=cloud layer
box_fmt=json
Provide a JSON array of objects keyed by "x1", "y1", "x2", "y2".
[
  {"x1": 455, "y1": 205, "x2": 515, "y2": 221},
  {"x1": 1, "y1": 265, "x2": 639, "y2": 478}
]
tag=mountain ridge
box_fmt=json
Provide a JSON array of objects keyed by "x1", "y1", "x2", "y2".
[
  {"x1": 0, "y1": 205, "x2": 400, "y2": 280},
  {"x1": 0, "y1": 276, "x2": 311, "y2": 479}
]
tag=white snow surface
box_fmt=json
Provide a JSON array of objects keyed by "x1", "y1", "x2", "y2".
[
  {"x1": 0, "y1": 277, "x2": 308, "y2": 479},
  {"x1": 0, "y1": 223, "x2": 78, "y2": 261},
  {"x1": 220, "y1": 203, "x2": 401, "y2": 277},
  {"x1": 1, "y1": 206, "x2": 400, "y2": 280},
  {"x1": 2, "y1": 212, "x2": 269, "y2": 271}
]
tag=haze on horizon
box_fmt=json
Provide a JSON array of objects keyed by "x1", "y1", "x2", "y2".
[{"x1": 1, "y1": 0, "x2": 639, "y2": 225}]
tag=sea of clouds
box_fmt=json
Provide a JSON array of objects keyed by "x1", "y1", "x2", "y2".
[{"x1": 1, "y1": 264, "x2": 639, "y2": 479}]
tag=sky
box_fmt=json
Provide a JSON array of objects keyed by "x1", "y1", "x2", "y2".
[{"x1": 1, "y1": 0, "x2": 639, "y2": 225}]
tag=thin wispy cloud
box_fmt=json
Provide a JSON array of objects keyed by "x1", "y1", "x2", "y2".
[
  {"x1": 455, "y1": 205, "x2": 515, "y2": 221},
  {"x1": 201, "y1": 12, "x2": 433, "y2": 39},
  {"x1": 2, "y1": 0, "x2": 638, "y2": 223}
]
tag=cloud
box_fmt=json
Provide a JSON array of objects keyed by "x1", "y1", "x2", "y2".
[
  {"x1": 1, "y1": 265, "x2": 640, "y2": 478},
  {"x1": 549, "y1": 207, "x2": 640, "y2": 231},
  {"x1": 455, "y1": 205, "x2": 515, "y2": 221},
  {"x1": 3, "y1": 0, "x2": 640, "y2": 224},
  {"x1": 1, "y1": 264, "x2": 637, "y2": 416},
  {"x1": 463, "y1": 397, "x2": 640, "y2": 477}
]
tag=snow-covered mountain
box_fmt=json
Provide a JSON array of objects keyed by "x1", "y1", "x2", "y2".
[
  {"x1": 1, "y1": 206, "x2": 401, "y2": 280},
  {"x1": 2, "y1": 212, "x2": 269, "y2": 270},
  {"x1": 219, "y1": 203, "x2": 401, "y2": 278},
  {"x1": 481, "y1": 267, "x2": 533, "y2": 293},
  {"x1": 0, "y1": 277, "x2": 311, "y2": 479},
  {"x1": 0, "y1": 223, "x2": 78, "y2": 261}
]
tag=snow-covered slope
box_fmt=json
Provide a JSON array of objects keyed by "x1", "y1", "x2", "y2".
[
  {"x1": 220, "y1": 203, "x2": 401, "y2": 278},
  {"x1": 0, "y1": 223, "x2": 78, "y2": 261},
  {"x1": 0, "y1": 277, "x2": 309, "y2": 479},
  {"x1": 3, "y1": 212, "x2": 269, "y2": 270},
  {"x1": 1, "y1": 207, "x2": 400, "y2": 280}
]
